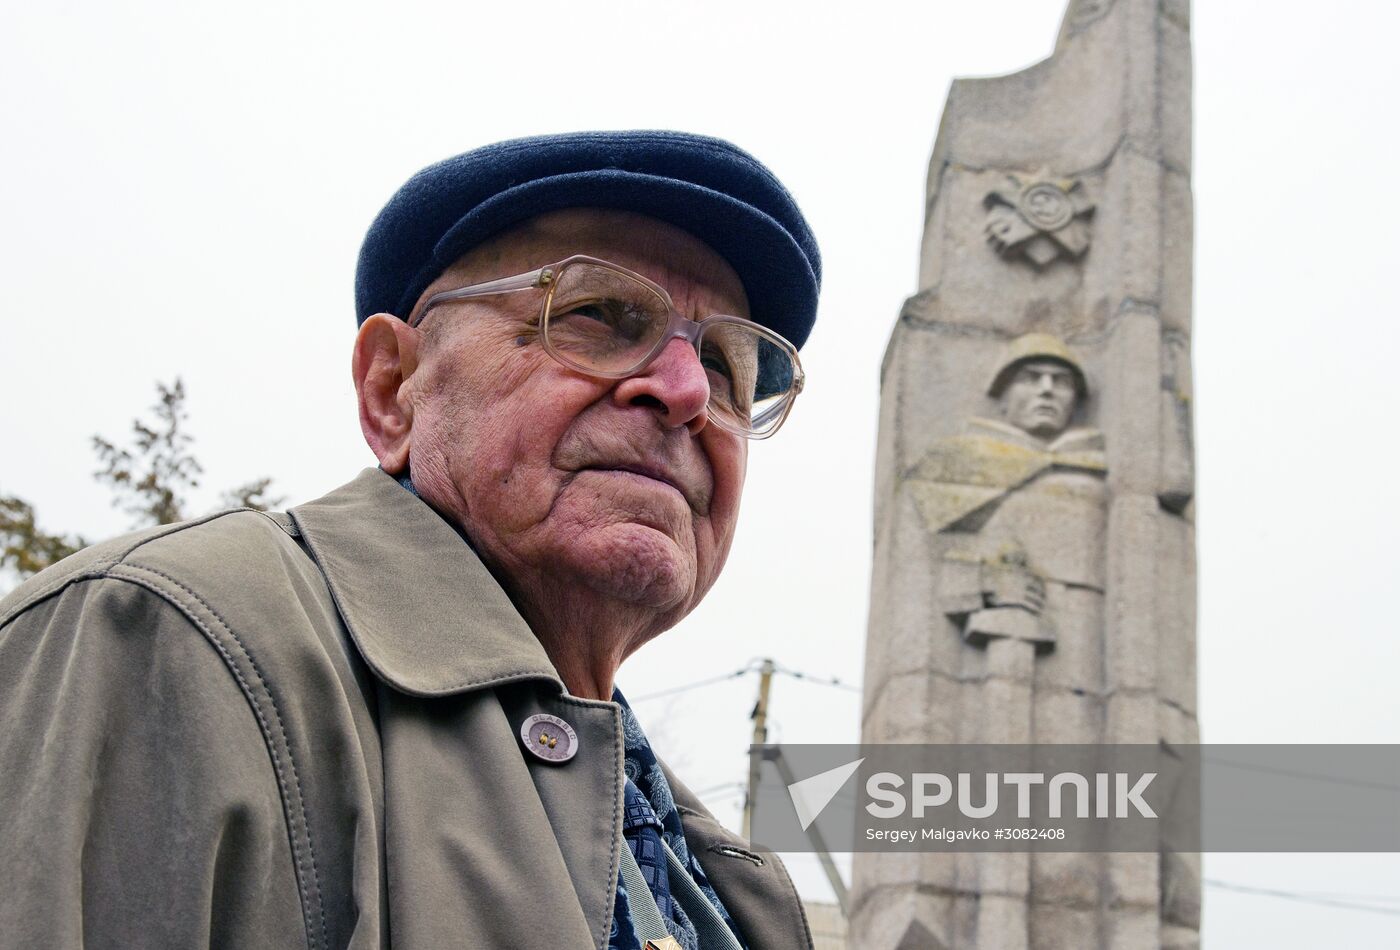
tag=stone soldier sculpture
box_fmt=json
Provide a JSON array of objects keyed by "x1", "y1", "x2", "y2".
[
  {"x1": 908, "y1": 332, "x2": 1107, "y2": 674},
  {"x1": 897, "y1": 332, "x2": 1110, "y2": 950}
]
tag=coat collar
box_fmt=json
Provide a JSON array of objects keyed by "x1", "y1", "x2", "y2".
[{"x1": 289, "y1": 468, "x2": 564, "y2": 697}]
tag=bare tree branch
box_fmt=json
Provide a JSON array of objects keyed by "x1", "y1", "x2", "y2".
[
  {"x1": 4, "y1": 378, "x2": 285, "y2": 590},
  {"x1": 93, "y1": 378, "x2": 204, "y2": 526},
  {"x1": 220, "y1": 478, "x2": 287, "y2": 512},
  {"x1": 0, "y1": 495, "x2": 86, "y2": 577}
]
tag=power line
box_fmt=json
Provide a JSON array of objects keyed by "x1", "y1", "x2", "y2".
[
  {"x1": 772, "y1": 661, "x2": 861, "y2": 694},
  {"x1": 1201, "y1": 755, "x2": 1400, "y2": 793},
  {"x1": 1289, "y1": 891, "x2": 1400, "y2": 904},
  {"x1": 691, "y1": 780, "x2": 746, "y2": 798},
  {"x1": 1204, "y1": 879, "x2": 1400, "y2": 917},
  {"x1": 628, "y1": 658, "x2": 861, "y2": 704},
  {"x1": 627, "y1": 664, "x2": 759, "y2": 703}
]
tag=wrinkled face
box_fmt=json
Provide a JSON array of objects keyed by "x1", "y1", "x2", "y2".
[
  {"x1": 1002, "y1": 359, "x2": 1079, "y2": 439},
  {"x1": 402, "y1": 209, "x2": 750, "y2": 626}
]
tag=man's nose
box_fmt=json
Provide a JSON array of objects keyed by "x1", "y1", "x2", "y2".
[
  {"x1": 1035, "y1": 372, "x2": 1057, "y2": 394},
  {"x1": 612, "y1": 337, "x2": 711, "y2": 435}
]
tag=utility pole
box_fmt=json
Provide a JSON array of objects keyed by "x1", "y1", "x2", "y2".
[
  {"x1": 764, "y1": 747, "x2": 850, "y2": 916},
  {"x1": 741, "y1": 657, "x2": 775, "y2": 840},
  {"x1": 739, "y1": 657, "x2": 852, "y2": 916}
]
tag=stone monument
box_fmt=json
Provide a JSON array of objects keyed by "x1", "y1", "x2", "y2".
[{"x1": 851, "y1": 0, "x2": 1198, "y2": 947}]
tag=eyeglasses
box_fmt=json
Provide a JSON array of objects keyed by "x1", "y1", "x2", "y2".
[{"x1": 411, "y1": 255, "x2": 805, "y2": 439}]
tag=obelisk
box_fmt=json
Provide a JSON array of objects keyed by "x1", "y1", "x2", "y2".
[{"x1": 851, "y1": 0, "x2": 1198, "y2": 947}]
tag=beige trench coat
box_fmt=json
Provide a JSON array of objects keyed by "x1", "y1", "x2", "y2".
[{"x1": 0, "y1": 469, "x2": 813, "y2": 949}]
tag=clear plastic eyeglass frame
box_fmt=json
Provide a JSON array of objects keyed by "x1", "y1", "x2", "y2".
[{"x1": 409, "y1": 254, "x2": 806, "y2": 439}]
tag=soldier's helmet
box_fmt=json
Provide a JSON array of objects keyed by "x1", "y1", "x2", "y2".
[{"x1": 987, "y1": 332, "x2": 1088, "y2": 399}]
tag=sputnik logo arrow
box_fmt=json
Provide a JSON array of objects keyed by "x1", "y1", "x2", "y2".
[{"x1": 787, "y1": 757, "x2": 865, "y2": 831}]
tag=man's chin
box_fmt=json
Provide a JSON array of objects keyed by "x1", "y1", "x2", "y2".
[{"x1": 562, "y1": 522, "x2": 698, "y2": 611}]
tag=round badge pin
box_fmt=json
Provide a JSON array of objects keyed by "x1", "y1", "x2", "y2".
[{"x1": 520, "y1": 713, "x2": 578, "y2": 764}]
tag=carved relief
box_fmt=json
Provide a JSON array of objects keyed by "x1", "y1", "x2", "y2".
[
  {"x1": 983, "y1": 172, "x2": 1094, "y2": 269},
  {"x1": 907, "y1": 333, "x2": 1107, "y2": 650}
]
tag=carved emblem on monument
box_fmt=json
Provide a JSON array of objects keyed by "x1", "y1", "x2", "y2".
[
  {"x1": 907, "y1": 333, "x2": 1107, "y2": 651},
  {"x1": 983, "y1": 172, "x2": 1094, "y2": 268}
]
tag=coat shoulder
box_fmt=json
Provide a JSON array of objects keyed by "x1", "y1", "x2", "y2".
[
  {"x1": 2, "y1": 507, "x2": 318, "y2": 633},
  {"x1": 0, "y1": 507, "x2": 372, "y2": 950},
  {"x1": 0, "y1": 521, "x2": 311, "y2": 948}
]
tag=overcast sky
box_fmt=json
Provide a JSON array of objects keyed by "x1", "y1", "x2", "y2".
[{"x1": 3, "y1": 0, "x2": 1398, "y2": 943}]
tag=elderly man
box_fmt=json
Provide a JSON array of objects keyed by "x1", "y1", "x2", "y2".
[{"x1": 0, "y1": 132, "x2": 820, "y2": 949}]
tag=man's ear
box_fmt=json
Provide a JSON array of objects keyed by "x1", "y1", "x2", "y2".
[{"x1": 352, "y1": 314, "x2": 420, "y2": 475}]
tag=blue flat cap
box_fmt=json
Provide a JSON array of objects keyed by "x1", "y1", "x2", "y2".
[{"x1": 355, "y1": 130, "x2": 821, "y2": 349}]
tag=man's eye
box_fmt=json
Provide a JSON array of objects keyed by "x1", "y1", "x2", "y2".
[
  {"x1": 557, "y1": 299, "x2": 656, "y2": 340},
  {"x1": 701, "y1": 351, "x2": 734, "y2": 381},
  {"x1": 567, "y1": 303, "x2": 610, "y2": 323}
]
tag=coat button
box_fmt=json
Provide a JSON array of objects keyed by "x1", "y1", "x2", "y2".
[{"x1": 519, "y1": 713, "x2": 578, "y2": 763}]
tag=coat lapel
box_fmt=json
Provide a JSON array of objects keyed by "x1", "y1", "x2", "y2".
[
  {"x1": 290, "y1": 469, "x2": 625, "y2": 949},
  {"x1": 289, "y1": 468, "x2": 559, "y2": 696}
]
